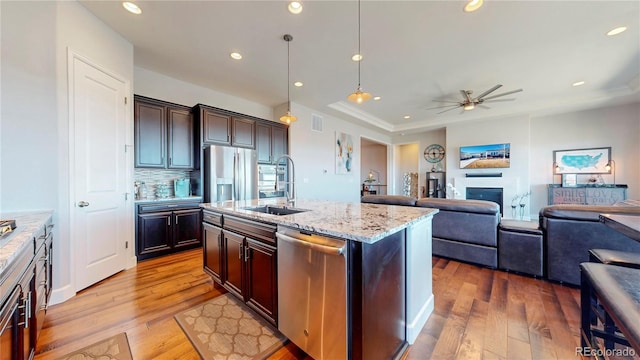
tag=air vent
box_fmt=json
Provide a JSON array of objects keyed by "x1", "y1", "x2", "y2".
[{"x1": 312, "y1": 114, "x2": 323, "y2": 132}]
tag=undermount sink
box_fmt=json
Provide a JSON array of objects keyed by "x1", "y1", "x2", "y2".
[{"x1": 243, "y1": 205, "x2": 308, "y2": 216}]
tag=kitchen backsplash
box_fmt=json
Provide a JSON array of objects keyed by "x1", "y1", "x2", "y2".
[{"x1": 134, "y1": 169, "x2": 191, "y2": 199}]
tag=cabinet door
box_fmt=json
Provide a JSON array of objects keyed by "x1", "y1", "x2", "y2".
[
  {"x1": 245, "y1": 239, "x2": 277, "y2": 325},
  {"x1": 0, "y1": 287, "x2": 21, "y2": 360},
  {"x1": 135, "y1": 101, "x2": 167, "y2": 168},
  {"x1": 168, "y1": 108, "x2": 194, "y2": 169},
  {"x1": 202, "y1": 110, "x2": 231, "y2": 145},
  {"x1": 173, "y1": 209, "x2": 201, "y2": 248},
  {"x1": 272, "y1": 125, "x2": 288, "y2": 164},
  {"x1": 256, "y1": 122, "x2": 272, "y2": 163},
  {"x1": 137, "y1": 212, "x2": 172, "y2": 260},
  {"x1": 223, "y1": 230, "x2": 245, "y2": 299},
  {"x1": 203, "y1": 223, "x2": 223, "y2": 284},
  {"x1": 232, "y1": 117, "x2": 255, "y2": 149}
]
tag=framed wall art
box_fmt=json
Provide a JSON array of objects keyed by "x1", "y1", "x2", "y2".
[
  {"x1": 553, "y1": 147, "x2": 611, "y2": 174},
  {"x1": 335, "y1": 132, "x2": 354, "y2": 174}
]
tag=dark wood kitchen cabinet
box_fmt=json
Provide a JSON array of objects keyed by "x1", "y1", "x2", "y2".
[
  {"x1": 136, "y1": 202, "x2": 201, "y2": 261},
  {"x1": 134, "y1": 95, "x2": 194, "y2": 169},
  {"x1": 195, "y1": 105, "x2": 256, "y2": 149},
  {"x1": 202, "y1": 210, "x2": 278, "y2": 325},
  {"x1": 256, "y1": 122, "x2": 288, "y2": 164}
]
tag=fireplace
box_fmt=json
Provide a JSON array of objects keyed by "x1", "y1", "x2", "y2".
[{"x1": 466, "y1": 187, "x2": 504, "y2": 216}]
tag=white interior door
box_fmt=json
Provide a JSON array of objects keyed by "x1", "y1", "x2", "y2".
[{"x1": 71, "y1": 53, "x2": 128, "y2": 291}]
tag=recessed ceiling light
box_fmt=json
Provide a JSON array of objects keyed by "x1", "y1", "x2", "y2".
[
  {"x1": 463, "y1": 0, "x2": 483, "y2": 13},
  {"x1": 288, "y1": 1, "x2": 303, "y2": 14},
  {"x1": 230, "y1": 52, "x2": 242, "y2": 60},
  {"x1": 352, "y1": 54, "x2": 363, "y2": 62},
  {"x1": 404, "y1": 115, "x2": 411, "y2": 119},
  {"x1": 572, "y1": 81, "x2": 586, "y2": 87},
  {"x1": 607, "y1": 26, "x2": 627, "y2": 36},
  {"x1": 294, "y1": 81, "x2": 303, "y2": 87},
  {"x1": 373, "y1": 96, "x2": 381, "y2": 101},
  {"x1": 122, "y1": 2, "x2": 142, "y2": 15}
]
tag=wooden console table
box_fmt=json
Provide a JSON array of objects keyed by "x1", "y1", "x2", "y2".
[{"x1": 547, "y1": 184, "x2": 627, "y2": 205}]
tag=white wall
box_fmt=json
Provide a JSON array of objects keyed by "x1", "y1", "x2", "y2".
[
  {"x1": 288, "y1": 102, "x2": 392, "y2": 202},
  {"x1": 134, "y1": 67, "x2": 274, "y2": 121},
  {"x1": 392, "y1": 129, "x2": 446, "y2": 197}
]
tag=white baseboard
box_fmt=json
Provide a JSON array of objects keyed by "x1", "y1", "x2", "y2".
[
  {"x1": 49, "y1": 284, "x2": 75, "y2": 306},
  {"x1": 406, "y1": 293, "x2": 434, "y2": 344}
]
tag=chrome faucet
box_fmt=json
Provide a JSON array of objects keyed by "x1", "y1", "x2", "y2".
[{"x1": 274, "y1": 155, "x2": 295, "y2": 206}]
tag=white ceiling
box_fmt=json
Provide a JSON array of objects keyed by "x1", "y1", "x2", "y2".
[{"x1": 79, "y1": 0, "x2": 640, "y2": 134}]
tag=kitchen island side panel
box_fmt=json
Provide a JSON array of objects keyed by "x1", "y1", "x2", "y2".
[
  {"x1": 350, "y1": 230, "x2": 407, "y2": 360},
  {"x1": 406, "y1": 217, "x2": 434, "y2": 344}
]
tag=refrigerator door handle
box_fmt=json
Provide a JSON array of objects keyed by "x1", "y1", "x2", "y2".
[{"x1": 233, "y1": 152, "x2": 238, "y2": 201}]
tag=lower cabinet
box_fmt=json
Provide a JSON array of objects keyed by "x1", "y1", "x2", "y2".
[
  {"x1": 202, "y1": 210, "x2": 278, "y2": 325},
  {"x1": 136, "y1": 202, "x2": 202, "y2": 261}
]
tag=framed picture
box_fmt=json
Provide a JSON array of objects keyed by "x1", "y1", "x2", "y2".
[
  {"x1": 335, "y1": 132, "x2": 354, "y2": 174},
  {"x1": 553, "y1": 147, "x2": 611, "y2": 174},
  {"x1": 562, "y1": 174, "x2": 578, "y2": 187}
]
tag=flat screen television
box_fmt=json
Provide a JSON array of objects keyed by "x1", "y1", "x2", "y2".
[{"x1": 459, "y1": 143, "x2": 510, "y2": 169}]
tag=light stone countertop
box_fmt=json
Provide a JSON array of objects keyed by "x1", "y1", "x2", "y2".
[
  {"x1": 201, "y1": 198, "x2": 438, "y2": 244},
  {"x1": 0, "y1": 210, "x2": 54, "y2": 274}
]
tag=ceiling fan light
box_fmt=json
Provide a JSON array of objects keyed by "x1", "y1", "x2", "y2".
[
  {"x1": 348, "y1": 88, "x2": 372, "y2": 103},
  {"x1": 463, "y1": 103, "x2": 475, "y2": 110},
  {"x1": 464, "y1": 0, "x2": 483, "y2": 12},
  {"x1": 288, "y1": 1, "x2": 303, "y2": 14}
]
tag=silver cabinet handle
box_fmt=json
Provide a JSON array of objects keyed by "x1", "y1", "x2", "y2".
[
  {"x1": 276, "y1": 232, "x2": 346, "y2": 256},
  {"x1": 238, "y1": 243, "x2": 243, "y2": 260},
  {"x1": 77, "y1": 201, "x2": 90, "y2": 208}
]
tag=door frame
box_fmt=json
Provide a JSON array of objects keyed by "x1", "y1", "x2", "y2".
[{"x1": 66, "y1": 48, "x2": 135, "y2": 294}]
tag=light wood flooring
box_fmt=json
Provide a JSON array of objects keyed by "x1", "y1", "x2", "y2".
[{"x1": 35, "y1": 249, "x2": 585, "y2": 360}]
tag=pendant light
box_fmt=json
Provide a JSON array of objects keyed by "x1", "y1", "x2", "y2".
[
  {"x1": 280, "y1": 34, "x2": 297, "y2": 124},
  {"x1": 347, "y1": 0, "x2": 371, "y2": 104}
]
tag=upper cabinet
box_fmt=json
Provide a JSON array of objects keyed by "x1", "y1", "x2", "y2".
[
  {"x1": 256, "y1": 122, "x2": 288, "y2": 164},
  {"x1": 196, "y1": 105, "x2": 256, "y2": 149},
  {"x1": 134, "y1": 95, "x2": 195, "y2": 169}
]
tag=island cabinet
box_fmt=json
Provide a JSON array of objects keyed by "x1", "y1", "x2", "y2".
[
  {"x1": 195, "y1": 105, "x2": 256, "y2": 149},
  {"x1": 202, "y1": 210, "x2": 278, "y2": 325},
  {"x1": 134, "y1": 95, "x2": 195, "y2": 170},
  {"x1": 136, "y1": 201, "x2": 202, "y2": 261},
  {"x1": 256, "y1": 122, "x2": 288, "y2": 164}
]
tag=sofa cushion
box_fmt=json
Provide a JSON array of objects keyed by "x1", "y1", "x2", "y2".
[
  {"x1": 361, "y1": 195, "x2": 417, "y2": 206},
  {"x1": 416, "y1": 198, "x2": 499, "y2": 215}
]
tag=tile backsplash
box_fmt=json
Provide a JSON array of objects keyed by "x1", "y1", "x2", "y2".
[{"x1": 134, "y1": 169, "x2": 192, "y2": 199}]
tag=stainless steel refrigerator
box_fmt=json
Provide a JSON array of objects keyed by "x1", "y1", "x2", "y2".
[{"x1": 203, "y1": 145, "x2": 258, "y2": 202}]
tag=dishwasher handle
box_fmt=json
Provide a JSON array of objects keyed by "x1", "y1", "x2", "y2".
[{"x1": 276, "y1": 232, "x2": 346, "y2": 256}]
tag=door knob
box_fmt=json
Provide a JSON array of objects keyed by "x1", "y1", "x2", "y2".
[{"x1": 77, "y1": 201, "x2": 90, "y2": 208}]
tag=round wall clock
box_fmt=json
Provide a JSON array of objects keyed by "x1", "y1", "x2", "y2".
[{"x1": 424, "y1": 144, "x2": 445, "y2": 163}]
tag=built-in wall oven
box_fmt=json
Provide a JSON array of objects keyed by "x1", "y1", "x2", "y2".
[{"x1": 258, "y1": 164, "x2": 286, "y2": 198}]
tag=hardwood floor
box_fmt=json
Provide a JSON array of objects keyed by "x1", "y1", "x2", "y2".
[{"x1": 35, "y1": 249, "x2": 584, "y2": 360}]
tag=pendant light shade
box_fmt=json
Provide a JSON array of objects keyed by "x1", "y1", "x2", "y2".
[
  {"x1": 280, "y1": 34, "x2": 297, "y2": 124},
  {"x1": 347, "y1": 0, "x2": 371, "y2": 103}
]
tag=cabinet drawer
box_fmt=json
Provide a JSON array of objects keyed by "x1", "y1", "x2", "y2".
[
  {"x1": 203, "y1": 211, "x2": 222, "y2": 227},
  {"x1": 224, "y1": 215, "x2": 276, "y2": 245},
  {"x1": 138, "y1": 202, "x2": 200, "y2": 213}
]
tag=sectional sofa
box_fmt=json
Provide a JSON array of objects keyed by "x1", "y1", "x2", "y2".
[{"x1": 361, "y1": 195, "x2": 640, "y2": 286}]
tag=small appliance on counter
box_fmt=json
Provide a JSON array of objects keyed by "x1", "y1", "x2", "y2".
[
  {"x1": 174, "y1": 178, "x2": 191, "y2": 198},
  {"x1": 0, "y1": 219, "x2": 16, "y2": 237}
]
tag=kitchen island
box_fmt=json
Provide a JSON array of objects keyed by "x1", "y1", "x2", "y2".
[{"x1": 201, "y1": 198, "x2": 437, "y2": 360}]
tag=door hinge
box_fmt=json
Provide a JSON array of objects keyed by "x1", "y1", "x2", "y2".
[
  {"x1": 125, "y1": 241, "x2": 129, "y2": 249},
  {"x1": 124, "y1": 96, "x2": 128, "y2": 105},
  {"x1": 125, "y1": 144, "x2": 133, "y2": 153},
  {"x1": 124, "y1": 192, "x2": 129, "y2": 201}
]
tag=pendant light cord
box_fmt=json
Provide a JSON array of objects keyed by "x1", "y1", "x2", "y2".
[
  {"x1": 287, "y1": 38, "x2": 291, "y2": 110},
  {"x1": 357, "y1": 0, "x2": 361, "y2": 88}
]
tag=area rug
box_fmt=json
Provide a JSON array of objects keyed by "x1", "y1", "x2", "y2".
[
  {"x1": 56, "y1": 332, "x2": 132, "y2": 360},
  {"x1": 175, "y1": 293, "x2": 287, "y2": 360}
]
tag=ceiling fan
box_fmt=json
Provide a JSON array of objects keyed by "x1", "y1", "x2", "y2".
[{"x1": 427, "y1": 85, "x2": 523, "y2": 114}]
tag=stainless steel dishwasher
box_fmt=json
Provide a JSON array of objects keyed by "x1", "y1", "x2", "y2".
[{"x1": 276, "y1": 226, "x2": 347, "y2": 360}]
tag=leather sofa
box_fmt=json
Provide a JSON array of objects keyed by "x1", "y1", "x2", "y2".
[
  {"x1": 540, "y1": 204, "x2": 640, "y2": 286},
  {"x1": 361, "y1": 195, "x2": 501, "y2": 268}
]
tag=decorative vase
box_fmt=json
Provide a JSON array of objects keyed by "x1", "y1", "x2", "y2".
[
  {"x1": 519, "y1": 204, "x2": 525, "y2": 220},
  {"x1": 511, "y1": 205, "x2": 517, "y2": 219}
]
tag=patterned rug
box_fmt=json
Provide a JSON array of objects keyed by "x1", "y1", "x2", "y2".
[
  {"x1": 175, "y1": 293, "x2": 287, "y2": 360},
  {"x1": 56, "y1": 333, "x2": 132, "y2": 360}
]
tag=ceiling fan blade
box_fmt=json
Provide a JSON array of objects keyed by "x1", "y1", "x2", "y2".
[
  {"x1": 437, "y1": 105, "x2": 462, "y2": 114},
  {"x1": 432, "y1": 100, "x2": 463, "y2": 104},
  {"x1": 482, "y1": 88, "x2": 523, "y2": 101},
  {"x1": 426, "y1": 104, "x2": 461, "y2": 110},
  {"x1": 483, "y1": 98, "x2": 516, "y2": 103},
  {"x1": 475, "y1": 84, "x2": 502, "y2": 100},
  {"x1": 478, "y1": 104, "x2": 491, "y2": 110},
  {"x1": 460, "y1": 90, "x2": 473, "y2": 103}
]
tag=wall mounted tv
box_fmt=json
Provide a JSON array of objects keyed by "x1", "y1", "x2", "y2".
[{"x1": 459, "y1": 143, "x2": 510, "y2": 169}]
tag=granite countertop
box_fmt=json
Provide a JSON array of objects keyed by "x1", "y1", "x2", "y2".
[
  {"x1": 135, "y1": 196, "x2": 203, "y2": 204},
  {"x1": 0, "y1": 210, "x2": 54, "y2": 274},
  {"x1": 201, "y1": 198, "x2": 438, "y2": 244}
]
